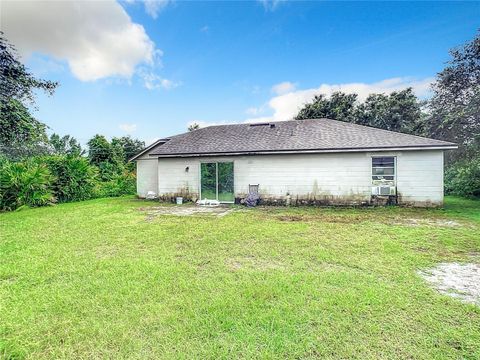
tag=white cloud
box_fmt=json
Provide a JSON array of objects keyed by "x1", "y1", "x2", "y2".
[
  {"x1": 119, "y1": 123, "x2": 137, "y2": 133},
  {"x1": 1, "y1": 0, "x2": 157, "y2": 81},
  {"x1": 271, "y1": 81, "x2": 297, "y2": 95},
  {"x1": 245, "y1": 107, "x2": 260, "y2": 116},
  {"x1": 187, "y1": 120, "x2": 232, "y2": 129},
  {"x1": 245, "y1": 77, "x2": 434, "y2": 123},
  {"x1": 200, "y1": 25, "x2": 210, "y2": 33},
  {"x1": 140, "y1": 71, "x2": 180, "y2": 90},
  {"x1": 258, "y1": 0, "x2": 284, "y2": 11},
  {"x1": 144, "y1": 0, "x2": 171, "y2": 19}
]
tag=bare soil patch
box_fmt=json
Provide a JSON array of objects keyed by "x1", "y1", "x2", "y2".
[
  {"x1": 277, "y1": 215, "x2": 305, "y2": 222},
  {"x1": 419, "y1": 262, "x2": 480, "y2": 306},
  {"x1": 142, "y1": 205, "x2": 235, "y2": 220},
  {"x1": 275, "y1": 214, "x2": 365, "y2": 224},
  {"x1": 396, "y1": 218, "x2": 462, "y2": 227}
]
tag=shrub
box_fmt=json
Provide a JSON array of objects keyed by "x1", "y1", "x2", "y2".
[
  {"x1": 0, "y1": 160, "x2": 55, "y2": 211},
  {"x1": 42, "y1": 155, "x2": 98, "y2": 203},
  {"x1": 97, "y1": 160, "x2": 124, "y2": 181},
  {"x1": 445, "y1": 159, "x2": 480, "y2": 198},
  {"x1": 95, "y1": 171, "x2": 136, "y2": 198}
]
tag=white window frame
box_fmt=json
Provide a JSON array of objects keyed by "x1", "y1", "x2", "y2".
[{"x1": 371, "y1": 156, "x2": 396, "y2": 185}]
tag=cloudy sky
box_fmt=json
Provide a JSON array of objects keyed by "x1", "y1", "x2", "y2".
[{"x1": 1, "y1": 1, "x2": 479, "y2": 145}]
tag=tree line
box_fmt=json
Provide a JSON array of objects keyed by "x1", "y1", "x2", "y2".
[{"x1": 0, "y1": 32, "x2": 145, "y2": 210}]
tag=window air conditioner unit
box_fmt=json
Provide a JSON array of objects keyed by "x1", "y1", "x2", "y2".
[{"x1": 371, "y1": 186, "x2": 396, "y2": 196}]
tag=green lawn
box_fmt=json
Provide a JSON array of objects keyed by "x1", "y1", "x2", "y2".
[{"x1": 1, "y1": 197, "x2": 479, "y2": 359}]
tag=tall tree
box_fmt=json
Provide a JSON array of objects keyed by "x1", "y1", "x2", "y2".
[
  {"x1": 87, "y1": 135, "x2": 122, "y2": 166},
  {"x1": 49, "y1": 133, "x2": 83, "y2": 156},
  {"x1": 0, "y1": 33, "x2": 58, "y2": 159},
  {"x1": 0, "y1": 99, "x2": 49, "y2": 158},
  {"x1": 357, "y1": 89, "x2": 425, "y2": 135},
  {"x1": 295, "y1": 92, "x2": 358, "y2": 122},
  {"x1": 295, "y1": 88, "x2": 425, "y2": 135},
  {"x1": 111, "y1": 136, "x2": 145, "y2": 162},
  {"x1": 87, "y1": 135, "x2": 124, "y2": 180},
  {"x1": 425, "y1": 31, "x2": 480, "y2": 162}
]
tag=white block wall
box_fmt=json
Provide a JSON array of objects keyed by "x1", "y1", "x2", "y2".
[
  {"x1": 136, "y1": 159, "x2": 158, "y2": 198},
  {"x1": 396, "y1": 150, "x2": 444, "y2": 205},
  {"x1": 157, "y1": 158, "x2": 199, "y2": 197},
  {"x1": 136, "y1": 150, "x2": 445, "y2": 206}
]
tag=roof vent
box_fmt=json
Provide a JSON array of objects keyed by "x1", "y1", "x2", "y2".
[{"x1": 249, "y1": 122, "x2": 275, "y2": 128}]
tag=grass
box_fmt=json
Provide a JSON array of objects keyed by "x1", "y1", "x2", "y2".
[{"x1": 1, "y1": 196, "x2": 479, "y2": 359}]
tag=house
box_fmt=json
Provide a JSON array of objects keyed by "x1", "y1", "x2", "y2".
[{"x1": 131, "y1": 118, "x2": 457, "y2": 207}]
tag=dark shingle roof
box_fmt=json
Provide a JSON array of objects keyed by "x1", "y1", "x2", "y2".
[{"x1": 141, "y1": 118, "x2": 456, "y2": 158}]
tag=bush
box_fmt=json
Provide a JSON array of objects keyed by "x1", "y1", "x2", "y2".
[
  {"x1": 95, "y1": 171, "x2": 136, "y2": 198},
  {"x1": 445, "y1": 159, "x2": 480, "y2": 198},
  {"x1": 0, "y1": 160, "x2": 55, "y2": 211},
  {"x1": 42, "y1": 155, "x2": 98, "y2": 203},
  {"x1": 97, "y1": 160, "x2": 124, "y2": 181}
]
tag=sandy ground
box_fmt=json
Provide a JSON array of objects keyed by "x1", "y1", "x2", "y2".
[
  {"x1": 419, "y1": 263, "x2": 480, "y2": 306},
  {"x1": 143, "y1": 205, "x2": 235, "y2": 219},
  {"x1": 397, "y1": 218, "x2": 461, "y2": 227}
]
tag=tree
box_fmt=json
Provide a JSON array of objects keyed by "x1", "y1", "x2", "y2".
[
  {"x1": 0, "y1": 99, "x2": 49, "y2": 158},
  {"x1": 111, "y1": 136, "x2": 145, "y2": 162},
  {"x1": 295, "y1": 92, "x2": 358, "y2": 122},
  {"x1": 49, "y1": 133, "x2": 83, "y2": 156},
  {"x1": 294, "y1": 88, "x2": 425, "y2": 135},
  {"x1": 0, "y1": 33, "x2": 58, "y2": 159},
  {"x1": 188, "y1": 123, "x2": 200, "y2": 131},
  {"x1": 87, "y1": 135, "x2": 124, "y2": 180},
  {"x1": 425, "y1": 31, "x2": 480, "y2": 163},
  {"x1": 357, "y1": 89, "x2": 425, "y2": 135}
]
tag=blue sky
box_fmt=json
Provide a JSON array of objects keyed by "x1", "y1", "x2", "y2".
[{"x1": 2, "y1": 1, "x2": 479, "y2": 145}]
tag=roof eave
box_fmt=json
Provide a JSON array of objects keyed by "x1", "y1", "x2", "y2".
[
  {"x1": 148, "y1": 144, "x2": 458, "y2": 158},
  {"x1": 129, "y1": 138, "x2": 170, "y2": 161}
]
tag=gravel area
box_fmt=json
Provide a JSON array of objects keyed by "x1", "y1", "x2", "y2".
[{"x1": 419, "y1": 263, "x2": 480, "y2": 306}]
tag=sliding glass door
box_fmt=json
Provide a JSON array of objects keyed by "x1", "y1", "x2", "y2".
[
  {"x1": 218, "y1": 162, "x2": 234, "y2": 202},
  {"x1": 200, "y1": 162, "x2": 234, "y2": 202}
]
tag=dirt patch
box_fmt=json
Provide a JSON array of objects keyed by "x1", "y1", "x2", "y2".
[
  {"x1": 395, "y1": 218, "x2": 461, "y2": 227},
  {"x1": 226, "y1": 256, "x2": 286, "y2": 271},
  {"x1": 418, "y1": 263, "x2": 480, "y2": 306},
  {"x1": 277, "y1": 215, "x2": 305, "y2": 222},
  {"x1": 275, "y1": 214, "x2": 365, "y2": 224},
  {"x1": 142, "y1": 205, "x2": 235, "y2": 220}
]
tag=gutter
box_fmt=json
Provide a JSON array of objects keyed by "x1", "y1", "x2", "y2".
[{"x1": 146, "y1": 144, "x2": 458, "y2": 159}]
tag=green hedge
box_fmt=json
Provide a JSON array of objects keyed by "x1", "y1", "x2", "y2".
[
  {"x1": 445, "y1": 158, "x2": 480, "y2": 198},
  {"x1": 0, "y1": 155, "x2": 136, "y2": 211}
]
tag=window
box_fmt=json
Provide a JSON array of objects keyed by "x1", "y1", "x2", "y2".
[{"x1": 372, "y1": 157, "x2": 395, "y2": 183}]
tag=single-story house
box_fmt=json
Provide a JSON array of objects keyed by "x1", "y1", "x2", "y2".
[{"x1": 131, "y1": 118, "x2": 457, "y2": 207}]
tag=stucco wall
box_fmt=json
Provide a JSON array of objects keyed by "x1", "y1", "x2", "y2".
[{"x1": 137, "y1": 150, "x2": 445, "y2": 206}]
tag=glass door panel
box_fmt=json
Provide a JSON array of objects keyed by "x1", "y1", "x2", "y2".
[
  {"x1": 200, "y1": 163, "x2": 217, "y2": 200},
  {"x1": 218, "y1": 162, "x2": 234, "y2": 202}
]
